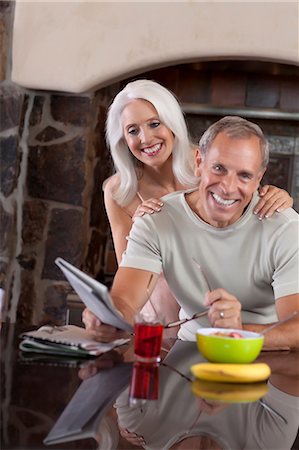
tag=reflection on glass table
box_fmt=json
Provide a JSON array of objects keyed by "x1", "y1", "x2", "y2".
[
  {"x1": 115, "y1": 341, "x2": 299, "y2": 450},
  {"x1": 43, "y1": 340, "x2": 299, "y2": 450},
  {"x1": 1, "y1": 322, "x2": 298, "y2": 450}
]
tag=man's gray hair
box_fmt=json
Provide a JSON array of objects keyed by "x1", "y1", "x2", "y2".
[{"x1": 199, "y1": 116, "x2": 269, "y2": 168}]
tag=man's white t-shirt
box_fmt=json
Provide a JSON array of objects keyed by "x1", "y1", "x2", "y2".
[{"x1": 120, "y1": 190, "x2": 298, "y2": 340}]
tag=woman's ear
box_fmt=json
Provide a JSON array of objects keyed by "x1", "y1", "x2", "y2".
[{"x1": 194, "y1": 148, "x2": 202, "y2": 177}]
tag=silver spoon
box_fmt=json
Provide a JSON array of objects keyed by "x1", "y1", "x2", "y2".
[
  {"x1": 164, "y1": 310, "x2": 209, "y2": 329},
  {"x1": 192, "y1": 257, "x2": 212, "y2": 292}
]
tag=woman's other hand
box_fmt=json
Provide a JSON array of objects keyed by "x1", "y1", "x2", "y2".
[
  {"x1": 254, "y1": 185, "x2": 293, "y2": 219},
  {"x1": 132, "y1": 198, "x2": 164, "y2": 222}
]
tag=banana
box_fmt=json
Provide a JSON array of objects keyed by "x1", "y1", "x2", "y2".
[
  {"x1": 191, "y1": 379, "x2": 268, "y2": 403},
  {"x1": 190, "y1": 362, "x2": 271, "y2": 383}
]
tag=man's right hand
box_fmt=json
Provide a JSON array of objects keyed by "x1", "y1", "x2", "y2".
[{"x1": 82, "y1": 308, "x2": 128, "y2": 342}]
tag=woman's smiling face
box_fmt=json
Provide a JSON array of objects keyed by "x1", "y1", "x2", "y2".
[{"x1": 121, "y1": 99, "x2": 175, "y2": 168}]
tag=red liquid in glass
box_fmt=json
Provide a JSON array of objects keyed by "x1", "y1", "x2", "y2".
[
  {"x1": 134, "y1": 322, "x2": 164, "y2": 362},
  {"x1": 129, "y1": 362, "x2": 159, "y2": 401}
]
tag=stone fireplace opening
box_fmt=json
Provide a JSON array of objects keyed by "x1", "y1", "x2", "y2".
[{"x1": 1, "y1": 2, "x2": 298, "y2": 327}]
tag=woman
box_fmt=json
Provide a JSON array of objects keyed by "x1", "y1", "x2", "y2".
[{"x1": 83, "y1": 79, "x2": 293, "y2": 336}]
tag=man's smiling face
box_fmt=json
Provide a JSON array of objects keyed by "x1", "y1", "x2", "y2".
[{"x1": 195, "y1": 131, "x2": 265, "y2": 228}]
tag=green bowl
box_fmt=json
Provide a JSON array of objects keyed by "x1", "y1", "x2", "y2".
[{"x1": 196, "y1": 328, "x2": 264, "y2": 364}]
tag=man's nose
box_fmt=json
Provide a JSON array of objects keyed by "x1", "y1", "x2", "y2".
[{"x1": 222, "y1": 174, "x2": 238, "y2": 193}]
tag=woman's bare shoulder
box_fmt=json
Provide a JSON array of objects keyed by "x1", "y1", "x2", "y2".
[
  {"x1": 103, "y1": 173, "x2": 120, "y2": 195},
  {"x1": 103, "y1": 173, "x2": 140, "y2": 218}
]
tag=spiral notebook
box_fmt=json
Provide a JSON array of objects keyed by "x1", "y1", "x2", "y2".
[{"x1": 19, "y1": 324, "x2": 130, "y2": 358}]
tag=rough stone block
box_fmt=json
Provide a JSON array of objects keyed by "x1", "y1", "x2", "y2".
[
  {"x1": 0, "y1": 260, "x2": 8, "y2": 289},
  {"x1": 43, "y1": 283, "x2": 69, "y2": 324},
  {"x1": 85, "y1": 229, "x2": 105, "y2": 276},
  {"x1": 29, "y1": 95, "x2": 45, "y2": 127},
  {"x1": 27, "y1": 137, "x2": 85, "y2": 205},
  {"x1": 105, "y1": 235, "x2": 117, "y2": 275},
  {"x1": 18, "y1": 94, "x2": 29, "y2": 137},
  {"x1": 186, "y1": 115, "x2": 218, "y2": 143},
  {"x1": 35, "y1": 126, "x2": 65, "y2": 143},
  {"x1": 0, "y1": 18, "x2": 6, "y2": 81},
  {"x1": 90, "y1": 159, "x2": 111, "y2": 229},
  {"x1": 42, "y1": 208, "x2": 83, "y2": 279},
  {"x1": 0, "y1": 202, "x2": 14, "y2": 255},
  {"x1": 261, "y1": 154, "x2": 292, "y2": 192},
  {"x1": 51, "y1": 95, "x2": 92, "y2": 126},
  {"x1": 0, "y1": 86, "x2": 24, "y2": 132},
  {"x1": 22, "y1": 199, "x2": 48, "y2": 245},
  {"x1": 93, "y1": 104, "x2": 108, "y2": 157},
  {"x1": 0, "y1": 135, "x2": 20, "y2": 196},
  {"x1": 16, "y1": 253, "x2": 36, "y2": 271},
  {"x1": 0, "y1": 1, "x2": 13, "y2": 11},
  {"x1": 17, "y1": 270, "x2": 36, "y2": 324}
]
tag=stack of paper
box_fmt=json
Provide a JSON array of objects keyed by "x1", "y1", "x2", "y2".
[{"x1": 19, "y1": 324, "x2": 130, "y2": 358}]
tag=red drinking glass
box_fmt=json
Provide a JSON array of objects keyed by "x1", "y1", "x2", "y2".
[{"x1": 134, "y1": 313, "x2": 164, "y2": 363}]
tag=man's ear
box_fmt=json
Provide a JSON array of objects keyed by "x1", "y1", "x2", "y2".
[
  {"x1": 194, "y1": 148, "x2": 202, "y2": 177},
  {"x1": 257, "y1": 168, "x2": 266, "y2": 185}
]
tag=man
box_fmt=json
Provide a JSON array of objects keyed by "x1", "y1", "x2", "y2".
[{"x1": 83, "y1": 116, "x2": 299, "y2": 349}]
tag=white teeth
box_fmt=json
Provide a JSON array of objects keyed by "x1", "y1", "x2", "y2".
[
  {"x1": 212, "y1": 193, "x2": 236, "y2": 206},
  {"x1": 142, "y1": 143, "x2": 161, "y2": 155}
]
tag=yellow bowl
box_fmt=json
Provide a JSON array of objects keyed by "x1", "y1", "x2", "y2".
[{"x1": 196, "y1": 328, "x2": 264, "y2": 363}]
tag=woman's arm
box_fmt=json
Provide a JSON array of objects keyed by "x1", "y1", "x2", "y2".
[
  {"x1": 254, "y1": 185, "x2": 293, "y2": 219},
  {"x1": 104, "y1": 176, "x2": 133, "y2": 264}
]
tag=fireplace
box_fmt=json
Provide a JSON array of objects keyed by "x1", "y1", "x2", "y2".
[{"x1": 1, "y1": 2, "x2": 298, "y2": 326}]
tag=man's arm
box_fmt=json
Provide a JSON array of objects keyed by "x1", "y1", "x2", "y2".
[
  {"x1": 110, "y1": 267, "x2": 160, "y2": 323},
  {"x1": 82, "y1": 267, "x2": 160, "y2": 342},
  {"x1": 243, "y1": 293, "x2": 299, "y2": 350}
]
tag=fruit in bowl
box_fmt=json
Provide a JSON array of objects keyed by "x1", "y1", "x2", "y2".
[{"x1": 196, "y1": 328, "x2": 264, "y2": 363}]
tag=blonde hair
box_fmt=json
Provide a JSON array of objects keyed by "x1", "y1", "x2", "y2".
[{"x1": 106, "y1": 79, "x2": 198, "y2": 206}]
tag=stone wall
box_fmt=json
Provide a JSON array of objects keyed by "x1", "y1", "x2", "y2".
[
  {"x1": 1, "y1": 85, "x2": 121, "y2": 324},
  {"x1": 1, "y1": 88, "x2": 121, "y2": 324},
  {"x1": 1, "y1": 1, "x2": 23, "y2": 318}
]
